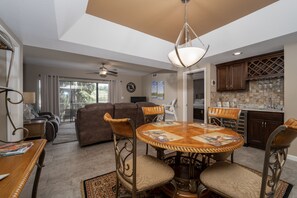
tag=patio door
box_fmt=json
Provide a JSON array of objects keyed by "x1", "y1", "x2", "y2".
[{"x1": 59, "y1": 79, "x2": 110, "y2": 122}]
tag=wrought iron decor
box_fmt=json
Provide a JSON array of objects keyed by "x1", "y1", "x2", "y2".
[{"x1": 0, "y1": 30, "x2": 28, "y2": 143}]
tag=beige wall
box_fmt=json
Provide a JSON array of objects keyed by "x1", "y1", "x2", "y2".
[
  {"x1": 142, "y1": 72, "x2": 177, "y2": 105},
  {"x1": 0, "y1": 21, "x2": 23, "y2": 142},
  {"x1": 284, "y1": 42, "x2": 297, "y2": 157},
  {"x1": 24, "y1": 64, "x2": 144, "y2": 104},
  {"x1": 0, "y1": 50, "x2": 7, "y2": 141}
]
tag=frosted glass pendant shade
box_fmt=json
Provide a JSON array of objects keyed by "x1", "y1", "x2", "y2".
[
  {"x1": 168, "y1": 0, "x2": 209, "y2": 68},
  {"x1": 168, "y1": 47, "x2": 206, "y2": 67}
]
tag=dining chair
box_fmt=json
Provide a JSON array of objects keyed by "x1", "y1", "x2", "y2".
[
  {"x1": 142, "y1": 106, "x2": 165, "y2": 155},
  {"x1": 200, "y1": 118, "x2": 297, "y2": 198},
  {"x1": 208, "y1": 107, "x2": 241, "y2": 131},
  {"x1": 163, "y1": 99, "x2": 177, "y2": 121},
  {"x1": 207, "y1": 107, "x2": 241, "y2": 162},
  {"x1": 142, "y1": 105, "x2": 165, "y2": 123},
  {"x1": 103, "y1": 112, "x2": 177, "y2": 198}
]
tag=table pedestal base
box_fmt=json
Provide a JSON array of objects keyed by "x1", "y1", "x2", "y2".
[
  {"x1": 161, "y1": 152, "x2": 210, "y2": 197},
  {"x1": 162, "y1": 183, "x2": 210, "y2": 198}
]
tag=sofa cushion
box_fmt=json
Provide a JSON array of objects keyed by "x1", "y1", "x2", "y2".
[
  {"x1": 75, "y1": 102, "x2": 157, "y2": 147},
  {"x1": 76, "y1": 103, "x2": 114, "y2": 146},
  {"x1": 114, "y1": 103, "x2": 138, "y2": 125}
]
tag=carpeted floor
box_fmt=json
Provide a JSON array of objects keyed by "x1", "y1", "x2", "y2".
[
  {"x1": 81, "y1": 168, "x2": 293, "y2": 198},
  {"x1": 53, "y1": 122, "x2": 77, "y2": 144}
]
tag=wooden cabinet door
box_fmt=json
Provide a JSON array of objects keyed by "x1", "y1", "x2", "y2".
[
  {"x1": 248, "y1": 111, "x2": 284, "y2": 150},
  {"x1": 248, "y1": 117, "x2": 265, "y2": 149},
  {"x1": 229, "y1": 62, "x2": 247, "y2": 90},
  {"x1": 264, "y1": 119, "x2": 283, "y2": 146},
  {"x1": 217, "y1": 66, "x2": 228, "y2": 91},
  {"x1": 216, "y1": 61, "x2": 247, "y2": 91}
]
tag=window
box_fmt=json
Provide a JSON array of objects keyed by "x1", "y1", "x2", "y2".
[{"x1": 59, "y1": 78, "x2": 110, "y2": 122}]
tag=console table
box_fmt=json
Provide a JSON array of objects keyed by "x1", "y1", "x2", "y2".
[{"x1": 0, "y1": 139, "x2": 46, "y2": 198}]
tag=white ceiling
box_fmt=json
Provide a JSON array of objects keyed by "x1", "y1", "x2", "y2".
[{"x1": 0, "y1": 0, "x2": 297, "y2": 76}]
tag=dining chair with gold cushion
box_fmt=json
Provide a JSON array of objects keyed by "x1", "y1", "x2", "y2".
[
  {"x1": 200, "y1": 118, "x2": 297, "y2": 198},
  {"x1": 207, "y1": 107, "x2": 241, "y2": 162},
  {"x1": 103, "y1": 112, "x2": 177, "y2": 198},
  {"x1": 142, "y1": 106, "x2": 165, "y2": 155}
]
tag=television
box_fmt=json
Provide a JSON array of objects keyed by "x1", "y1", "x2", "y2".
[{"x1": 130, "y1": 96, "x2": 147, "y2": 103}]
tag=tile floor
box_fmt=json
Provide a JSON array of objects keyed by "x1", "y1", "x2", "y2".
[{"x1": 20, "y1": 141, "x2": 297, "y2": 198}]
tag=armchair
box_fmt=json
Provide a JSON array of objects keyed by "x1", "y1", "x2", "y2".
[{"x1": 28, "y1": 110, "x2": 60, "y2": 142}]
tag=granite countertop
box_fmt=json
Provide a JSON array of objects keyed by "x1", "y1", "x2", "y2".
[
  {"x1": 240, "y1": 107, "x2": 284, "y2": 113},
  {"x1": 214, "y1": 106, "x2": 284, "y2": 113}
]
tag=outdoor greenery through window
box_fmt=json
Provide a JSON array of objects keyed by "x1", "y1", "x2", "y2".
[{"x1": 59, "y1": 79, "x2": 110, "y2": 122}]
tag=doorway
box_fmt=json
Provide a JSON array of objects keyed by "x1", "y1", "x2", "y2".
[
  {"x1": 192, "y1": 72, "x2": 205, "y2": 123},
  {"x1": 183, "y1": 68, "x2": 206, "y2": 122}
]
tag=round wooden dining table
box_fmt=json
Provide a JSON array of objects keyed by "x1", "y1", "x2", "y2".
[
  {"x1": 136, "y1": 121, "x2": 244, "y2": 154},
  {"x1": 136, "y1": 121, "x2": 244, "y2": 198}
]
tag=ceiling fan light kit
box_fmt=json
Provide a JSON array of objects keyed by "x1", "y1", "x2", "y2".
[
  {"x1": 168, "y1": 0, "x2": 209, "y2": 68},
  {"x1": 98, "y1": 63, "x2": 118, "y2": 78},
  {"x1": 88, "y1": 63, "x2": 118, "y2": 78},
  {"x1": 99, "y1": 67, "x2": 108, "y2": 77}
]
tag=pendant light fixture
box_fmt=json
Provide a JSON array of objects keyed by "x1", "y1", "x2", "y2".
[{"x1": 168, "y1": 0, "x2": 209, "y2": 68}]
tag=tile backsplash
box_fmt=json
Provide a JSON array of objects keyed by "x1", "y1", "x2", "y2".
[{"x1": 211, "y1": 78, "x2": 284, "y2": 110}]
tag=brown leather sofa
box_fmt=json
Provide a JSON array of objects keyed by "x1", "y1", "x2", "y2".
[{"x1": 75, "y1": 102, "x2": 157, "y2": 146}]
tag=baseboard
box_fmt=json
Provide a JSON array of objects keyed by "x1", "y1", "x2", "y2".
[{"x1": 287, "y1": 154, "x2": 297, "y2": 162}]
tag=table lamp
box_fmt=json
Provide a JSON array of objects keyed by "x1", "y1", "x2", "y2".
[{"x1": 23, "y1": 92, "x2": 36, "y2": 120}]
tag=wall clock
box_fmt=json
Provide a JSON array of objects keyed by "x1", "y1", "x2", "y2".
[{"x1": 126, "y1": 82, "x2": 136, "y2": 93}]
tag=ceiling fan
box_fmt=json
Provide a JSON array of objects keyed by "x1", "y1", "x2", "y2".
[{"x1": 90, "y1": 63, "x2": 118, "y2": 78}]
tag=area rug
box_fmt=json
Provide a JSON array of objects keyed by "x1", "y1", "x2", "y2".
[
  {"x1": 53, "y1": 122, "x2": 77, "y2": 144},
  {"x1": 81, "y1": 169, "x2": 293, "y2": 198}
]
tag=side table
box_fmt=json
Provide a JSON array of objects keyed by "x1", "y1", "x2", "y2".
[{"x1": 24, "y1": 120, "x2": 46, "y2": 139}]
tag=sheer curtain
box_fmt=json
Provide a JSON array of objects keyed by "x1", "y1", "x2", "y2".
[{"x1": 39, "y1": 74, "x2": 60, "y2": 115}]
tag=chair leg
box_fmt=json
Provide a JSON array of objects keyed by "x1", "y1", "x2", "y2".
[
  {"x1": 231, "y1": 151, "x2": 234, "y2": 163},
  {"x1": 173, "y1": 111, "x2": 177, "y2": 121},
  {"x1": 116, "y1": 178, "x2": 119, "y2": 198},
  {"x1": 197, "y1": 183, "x2": 208, "y2": 197},
  {"x1": 170, "y1": 180, "x2": 178, "y2": 198}
]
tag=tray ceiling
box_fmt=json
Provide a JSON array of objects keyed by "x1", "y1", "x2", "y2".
[{"x1": 87, "y1": 0, "x2": 277, "y2": 43}]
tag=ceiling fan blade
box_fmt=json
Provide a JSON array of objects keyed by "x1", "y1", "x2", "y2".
[
  {"x1": 86, "y1": 72, "x2": 99, "y2": 74},
  {"x1": 107, "y1": 70, "x2": 118, "y2": 75},
  {"x1": 107, "y1": 71, "x2": 118, "y2": 76}
]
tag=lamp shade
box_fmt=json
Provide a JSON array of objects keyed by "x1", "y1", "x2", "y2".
[
  {"x1": 23, "y1": 92, "x2": 36, "y2": 104},
  {"x1": 168, "y1": 47, "x2": 206, "y2": 67},
  {"x1": 168, "y1": 0, "x2": 209, "y2": 68}
]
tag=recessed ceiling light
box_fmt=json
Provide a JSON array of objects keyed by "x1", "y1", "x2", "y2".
[{"x1": 233, "y1": 51, "x2": 242, "y2": 56}]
